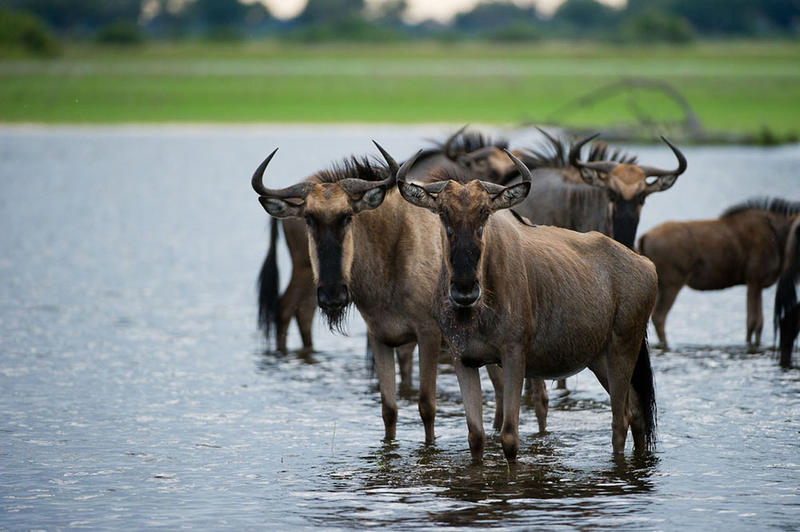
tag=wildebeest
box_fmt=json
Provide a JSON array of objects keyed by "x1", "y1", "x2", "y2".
[
  {"x1": 251, "y1": 143, "x2": 529, "y2": 443},
  {"x1": 775, "y1": 216, "x2": 800, "y2": 367},
  {"x1": 256, "y1": 127, "x2": 504, "y2": 363},
  {"x1": 460, "y1": 129, "x2": 687, "y2": 249},
  {"x1": 638, "y1": 198, "x2": 800, "y2": 350},
  {"x1": 397, "y1": 150, "x2": 658, "y2": 462},
  {"x1": 460, "y1": 130, "x2": 685, "y2": 388}
]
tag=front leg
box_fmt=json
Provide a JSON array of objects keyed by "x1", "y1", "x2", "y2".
[
  {"x1": 500, "y1": 348, "x2": 525, "y2": 463},
  {"x1": 453, "y1": 355, "x2": 484, "y2": 462},
  {"x1": 369, "y1": 333, "x2": 397, "y2": 441},
  {"x1": 485, "y1": 364, "x2": 504, "y2": 432}
]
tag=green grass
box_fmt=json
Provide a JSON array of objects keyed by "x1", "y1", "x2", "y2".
[{"x1": 1, "y1": 41, "x2": 798, "y2": 137}]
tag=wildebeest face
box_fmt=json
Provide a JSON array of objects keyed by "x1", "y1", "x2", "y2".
[
  {"x1": 398, "y1": 149, "x2": 532, "y2": 308},
  {"x1": 571, "y1": 135, "x2": 687, "y2": 249},
  {"x1": 458, "y1": 147, "x2": 526, "y2": 184},
  {"x1": 251, "y1": 146, "x2": 395, "y2": 331}
]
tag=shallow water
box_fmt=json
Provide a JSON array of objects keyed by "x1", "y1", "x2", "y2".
[{"x1": 1, "y1": 125, "x2": 798, "y2": 529}]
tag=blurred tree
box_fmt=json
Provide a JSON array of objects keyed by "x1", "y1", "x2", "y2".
[
  {"x1": 619, "y1": 9, "x2": 694, "y2": 43},
  {"x1": 552, "y1": 0, "x2": 621, "y2": 31},
  {"x1": 0, "y1": 6, "x2": 59, "y2": 54},
  {"x1": 298, "y1": 0, "x2": 365, "y2": 24},
  {"x1": 454, "y1": 1, "x2": 539, "y2": 36},
  {"x1": 5, "y1": 0, "x2": 142, "y2": 36}
]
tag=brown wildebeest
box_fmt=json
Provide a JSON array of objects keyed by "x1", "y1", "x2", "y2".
[
  {"x1": 397, "y1": 150, "x2": 658, "y2": 462},
  {"x1": 251, "y1": 143, "x2": 530, "y2": 443},
  {"x1": 460, "y1": 131, "x2": 685, "y2": 390},
  {"x1": 459, "y1": 129, "x2": 687, "y2": 250},
  {"x1": 255, "y1": 128, "x2": 505, "y2": 385},
  {"x1": 775, "y1": 216, "x2": 800, "y2": 367},
  {"x1": 638, "y1": 198, "x2": 800, "y2": 350}
]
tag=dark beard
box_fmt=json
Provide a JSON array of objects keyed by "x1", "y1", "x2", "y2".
[{"x1": 320, "y1": 301, "x2": 353, "y2": 335}]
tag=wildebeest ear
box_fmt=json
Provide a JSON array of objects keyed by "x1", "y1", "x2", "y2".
[
  {"x1": 490, "y1": 181, "x2": 530, "y2": 211},
  {"x1": 397, "y1": 180, "x2": 438, "y2": 213},
  {"x1": 349, "y1": 185, "x2": 387, "y2": 213},
  {"x1": 258, "y1": 197, "x2": 305, "y2": 218}
]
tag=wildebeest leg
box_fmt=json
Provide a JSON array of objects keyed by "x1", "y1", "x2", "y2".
[
  {"x1": 589, "y1": 344, "x2": 633, "y2": 455},
  {"x1": 500, "y1": 350, "x2": 525, "y2": 462},
  {"x1": 746, "y1": 283, "x2": 763, "y2": 349},
  {"x1": 453, "y1": 357, "x2": 484, "y2": 461},
  {"x1": 370, "y1": 333, "x2": 398, "y2": 441},
  {"x1": 486, "y1": 364, "x2": 504, "y2": 431},
  {"x1": 652, "y1": 281, "x2": 682, "y2": 348},
  {"x1": 277, "y1": 266, "x2": 313, "y2": 352},
  {"x1": 530, "y1": 378, "x2": 548, "y2": 434},
  {"x1": 295, "y1": 290, "x2": 316, "y2": 352},
  {"x1": 555, "y1": 378, "x2": 566, "y2": 390},
  {"x1": 417, "y1": 336, "x2": 439, "y2": 444},
  {"x1": 396, "y1": 342, "x2": 415, "y2": 393}
]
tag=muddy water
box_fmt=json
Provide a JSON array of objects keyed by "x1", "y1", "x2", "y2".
[{"x1": 1, "y1": 125, "x2": 798, "y2": 529}]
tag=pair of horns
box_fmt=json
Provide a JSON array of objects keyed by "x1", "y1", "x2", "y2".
[
  {"x1": 251, "y1": 141, "x2": 413, "y2": 199},
  {"x1": 398, "y1": 148, "x2": 532, "y2": 196},
  {"x1": 569, "y1": 133, "x2": 687, "y2": 178}
]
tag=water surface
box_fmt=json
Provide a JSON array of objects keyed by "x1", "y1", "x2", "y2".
[{"x1": 1, "y1": 125, "x2": 798, "y2": 529}]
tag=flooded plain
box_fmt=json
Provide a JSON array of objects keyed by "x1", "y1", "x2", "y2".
[{"x1": 1, "y1": 124, "x2": 798, "y2": 529}]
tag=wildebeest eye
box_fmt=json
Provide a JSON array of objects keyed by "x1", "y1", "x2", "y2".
[
  {"x1": 339, "y1": 213, "x2": 352, "y2": 227},
  {"x1": 477, "y1": 226, "x2": 483, "y2": 238},
  {"x1": 446, "y1": 226, "x2": 454, "y2": 237},
  {"x1": 304, "y1": 215, "x2": 315, "y2": 227},
  {"x1": 607, "y1": 190, "x2": 619, "y2": 202}
]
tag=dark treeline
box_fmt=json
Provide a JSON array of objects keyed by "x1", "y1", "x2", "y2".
[{"x1": 1, "y1": 0, "x2": 799, "y2": 52}]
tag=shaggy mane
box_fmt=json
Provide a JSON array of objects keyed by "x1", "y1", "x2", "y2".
[
  {"x1": 434, "y1": 130, "x2": 509, "y2": 155},
  {"x1": 315, "y1": 156, "x2": 392, "y2": 184},
  {"x1": 521, "y1": 133, "x2": 637, "y2": 170},
  {"x1": 427, "y1": 166, "x2": 478, "y2": 184},
  {"x1": 722, "y1": 197, "x2": 800, "y2": 218}
]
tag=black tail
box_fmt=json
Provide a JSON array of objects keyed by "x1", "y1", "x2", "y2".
[
  {"x1": 774, "y1": 220, "x2": 800, "y2": 368},
  {"x1": 631, "y1": 334, "x2": 657, "y2": 451},
  {"x1": 257, "y1": 218, "x2": 281, "y2": 346}
]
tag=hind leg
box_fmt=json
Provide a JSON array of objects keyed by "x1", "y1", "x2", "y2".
[
  {"x1": 530, "y1": 378, "x2": 548, "y2": 433},
  {"x1": 486, "y1": 365, "x2": 503, "y2": 431},
  {"x1": 589, "y1": 338, "x2": 640, "y2": 454},
  {"x1": 396, "y1": 342, "x2": 415, "y2": 392},
  {"x1": 295, "y1": 288, "x2": 317, "y2": 352},
  {"x1": 746, "y1": 283, "x2": 763, "y2": 350},
  {"x1": 652, "y1": 281, "x2": 682, "y2": 348}
]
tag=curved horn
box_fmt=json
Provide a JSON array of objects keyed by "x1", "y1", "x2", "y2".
[
  {"x1": 372, "y1": 140, "x2": 399, "y2": 174},
  {"x1": 503, "y1": 148, "x2": 532, "y2": 182},
  {"x1": 639, "y1": 136, "x2": 688, "y2": 177},
  {"x1": 443, "y1": 124, "x2": 468, "y2": 159},
  {"x1": 251, "y1": 148, "x2": 314, "y2": 199},
  {"x1": 396, "y1": 149, "x2": 424, "y2": 183},
  {"x1": 568, "y1": 133, "x2": 618, "y2": 174}
]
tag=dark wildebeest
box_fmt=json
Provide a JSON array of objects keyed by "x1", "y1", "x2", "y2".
[
  {"x1": 638, "y1": 198, "x2": 800, "y2": 350},
  {"x1": 397, "y1": 150, "x2": 658, "y2": 462},
  {"x1": 775, "y1": 216, "x2": 800, "y2": 367},
  {"x1": 251, "y1": 143, "x2": 531, "y2": 443}
]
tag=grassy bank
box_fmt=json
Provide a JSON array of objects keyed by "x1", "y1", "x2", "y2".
[{"x1": 1, "y1": 41, "x2": 798, "y2": 137}]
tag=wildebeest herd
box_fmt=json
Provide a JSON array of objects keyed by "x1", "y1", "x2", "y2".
[{"x1": 250, "y1": 127, "x2": 800, "y2": 462}]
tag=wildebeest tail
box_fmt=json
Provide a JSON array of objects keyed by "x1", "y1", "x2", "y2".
[
  {"x1": 636, "y1": 234, "x2": 647, "y2": 256},
  {"x1": 257, "y1": 218, "x2": 281, "y2": 345},
  {"x1": 631, "y1": 333, "x2": 657, "y2": 451},
  {"x1": 774, "y1": 219, "x2": 800, "y2": 367}
]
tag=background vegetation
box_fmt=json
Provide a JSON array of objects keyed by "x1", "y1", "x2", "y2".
[{"x1": 0, "y1": 0, "x2": 797, "y2": 142}]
